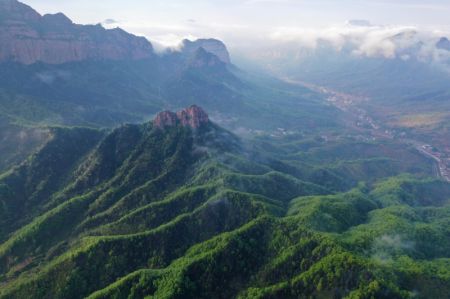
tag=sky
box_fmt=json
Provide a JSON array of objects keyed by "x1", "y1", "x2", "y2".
[{"x1": 21, "y1": 0, "x2": 450, "y2": 52}]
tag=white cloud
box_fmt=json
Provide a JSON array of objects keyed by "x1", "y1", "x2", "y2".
[
  {"x1": 268, "y1": 22, "x2": 450, "y2": 62},
  {"x1": 102, "y1": 18, "x2": 119, "y2": 25},
  {"x1": 102, "y1": 13, "x2": 450, "y2": 68}
]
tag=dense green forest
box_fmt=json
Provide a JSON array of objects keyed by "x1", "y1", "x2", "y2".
[
  {"x1": 0, "y1": 2, "x2": 449, "y2": 297},
  {"x1": 0, "y1": 113, "x2": 448, "y2": 299}
]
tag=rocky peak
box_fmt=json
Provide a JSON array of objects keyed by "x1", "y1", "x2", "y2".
[
  {"x1": 176, "y1": 105, "x2": 210, "y2": 128},
  {"x1": 154, "y1": 105, "x2": 209, "y2": 129},
  {"x1": 0, "y1": 0, "x2": 154, "y2": 64},
  {"x1": 182, "y1": 38, "x2": 231, "y2": 64},
  {"x1": 437, "y1": 37, "x2": 450, "y2": 51},
  {"x1": 0, "y1": 0, "x2": 40, "y2": 22},
  {"x1": 153, "y1": 111, "x2": 178, "y2": 129},
  {"x1": 188, "y1": 47, "x2": 224, "y2": 68}
]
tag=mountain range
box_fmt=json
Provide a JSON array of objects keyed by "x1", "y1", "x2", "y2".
[
  {"x1": 245, "y1": 25, "x2": 450, "y2": 153},
  {"x1": 0, "y1": 1, "x2": 450, "y2": 298},
  {"x1": 0, "y1": 0, "x2": 337, "y2": 128},
  {"x1": 0, "y1": 0, "x2": 153, "y2": 64},
  {"x1": 1, "y1": 105, "x2": 449, "y2": 298},
  {"x1": 0, "y1": 0, "x2": 341, "y2": 172}
]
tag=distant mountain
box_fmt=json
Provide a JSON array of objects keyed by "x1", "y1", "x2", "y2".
[
  {"x1": 252, "y1": 31, "x2": 450, "y2": 103},
  {"x1": 186, "y1": 46, "x2": 227, "y2": 68},
  {"x1": 0, "y1": 0, "x2": 342, "y2": 176},
  {"x1": 0, "y1": 1, "x2": 236, "y2": 126},
  {"x1": 0, "y1": 2, "x2": 449, "y2": 298},
  {"x1": 0, "y1": 0, "x2": 236, "y2": 67},
  {"x1": 242, "y1": 27, "x2": 450, "y2": 166},
  {"x1": 0, "y1": 1, "x2": 337, "y2": 134},
  {"x1": 181, "y1": 38, "x2": 232, "y2": 64},
  {"x1": 0, "y1": 0, "x2": 155, "y2": 64},
  {"x1": 437, "y1": 37, "x2": 450, "y2": 51}
]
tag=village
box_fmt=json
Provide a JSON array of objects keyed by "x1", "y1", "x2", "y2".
[
  {"x1": 418, "y1": 145, "x2": 450, "y2": 181},
  {"x1": 308, "y1": 81, "x2": 450, "y2": 183}
]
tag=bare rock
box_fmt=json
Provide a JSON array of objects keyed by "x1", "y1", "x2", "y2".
[
  {"x1": 0, "y1": 0, "x2": 154, "y2": 64},
  {"x1": 153, "y1": 105, "x2": 209, "y2": 129}
]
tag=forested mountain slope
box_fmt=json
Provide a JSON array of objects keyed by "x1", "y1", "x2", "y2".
[
  {"x1": 0, "y1": 106, "x2": 448, "y2": 299},
  {"x1": 0, "y1": 1, "x2": 343, "y2": 174}
]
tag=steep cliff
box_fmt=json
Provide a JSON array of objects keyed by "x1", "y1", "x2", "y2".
[{"x1": 0, "y1": 0, "x2": 154, "y2": 64}]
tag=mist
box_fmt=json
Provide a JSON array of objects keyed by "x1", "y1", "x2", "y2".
[{"x1": 20, "y1": 0, "x2": 450, "y2": 63}]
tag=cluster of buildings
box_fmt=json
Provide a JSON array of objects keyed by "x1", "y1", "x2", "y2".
[{"x1": 420, "y1": 145, "x2": 450, "y2": 181}]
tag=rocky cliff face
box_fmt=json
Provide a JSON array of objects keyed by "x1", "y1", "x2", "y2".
[
  {"x1": 182, "y1": 38, "x2": 231, "y2": 64},
  {"x1": 177, "y1": 105, "x2": 210, "y2": 128},
  {"x1": 0, "y1": 0, "x2": 154, "y2": 64},
  {"x1": 153, "y1": 111, "x2": 179, "y2": 128},
  {"x1": 154, "y1": 105, "x2": 209, "y2": 129}
]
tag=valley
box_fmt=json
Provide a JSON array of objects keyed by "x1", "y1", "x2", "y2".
[
  {"x1": 283, "y1": 77, "x2": 450, "y2": 182},
  {"x1": 0, "y1": 1, "x2": 449, "y2": 298},
  {"x1": 1, "y1": 105, "x2": 449, "y2": 299}
]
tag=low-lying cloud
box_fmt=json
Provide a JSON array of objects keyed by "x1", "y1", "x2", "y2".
[
  {"x1": 102, "y1": 16, "x2": 450, "y2": 68},
  {"x1": 268, "y1": 21, "x2": 450, "y2": 62},
  {"x1": 371, "y1": 234, "x2": 415, "y2": 263}
]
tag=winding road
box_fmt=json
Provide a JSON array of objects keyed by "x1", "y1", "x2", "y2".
[{"x1": 283, "y1": 77, "x2": 450, "y2": 182}]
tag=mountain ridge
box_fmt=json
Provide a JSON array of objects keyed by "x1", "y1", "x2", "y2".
[
  {"x1": 181, "y1": 38, "x2": 231, "y2": 64},
  {"x1": 0, "y1": 0, "x2": 155, "y2": 64},
  {"x1": 0, "y1": 105, "x2": 448, "y2": 298},
  {"x1": 0, "y1": 0, "x2": 235, "y2": 66}
]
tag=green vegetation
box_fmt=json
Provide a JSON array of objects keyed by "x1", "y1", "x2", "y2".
[
  {"x1": 0, "y1": 117, "x2": 448, "y2": 298},
  {"x1": 1, "y1": 4, "x2": 448, "y2": 297}
]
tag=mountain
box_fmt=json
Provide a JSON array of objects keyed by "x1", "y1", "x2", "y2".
[
  {"x1": 0, "y1": 1, "x2": 345, "y2": 177},
  {"x1": 181, "y1": 38, "x2": 232, "y2": 64},
  {"x1": 0, "y1": 0, "x2": 39, "y2": 22},
  {"x1": 0, "y1": 1, "x2": 338, "y2": 133},
  {"x1": 437, "y1": 37, "x2": 450, "y2": 51},
  {"x1": 0, "y1": 2, "x2": 449, "y2": 298},
  {"x1": 186, "y1": 47, "x2": 227, "y2": 68},
  {"x1": 247, "y1": 26, "x2": 450, "y2": 98},
  {"x1": 0, "y1": 0, "x2": 237, "y2": 67},
  {"x1": 0, "y1": 106, "x2": 448, "y2": 298},
  {"x1": 0, "y1": 0, "x2": 154, "y2": 64},
  {"x1": 245, "y1": 30, "x2": 450, "y2": 152}
]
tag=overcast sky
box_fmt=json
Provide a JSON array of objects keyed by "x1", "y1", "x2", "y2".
[{"x1": 21, "y1": 0, "x2": 450, "y2": 50}]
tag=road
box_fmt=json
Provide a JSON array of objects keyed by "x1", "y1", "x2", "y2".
[{"x1": 283, "y1": 77, "x2": 450, "y2": 182}]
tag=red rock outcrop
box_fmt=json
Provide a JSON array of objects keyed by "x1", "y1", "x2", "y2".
[
  {"x1": 153, "y1": 111, "x2": 178, "y2": 129},
  {"x1": 153, "y1": 105, "x2": 209, "y2": 129},
  {"x1": 0, "y1": 0, "x2": 154, "y2": 64},
  {"x1": 176, "y1": 105, "x2": 210, "y2": 128}
]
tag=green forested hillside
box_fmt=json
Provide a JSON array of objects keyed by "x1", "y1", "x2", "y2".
[
  {"x1": 0, "y1": 112, "x2": 448, "y2": 299},
  {"x1": 0, "y1": 57, "x2": 340, "y2": 173},
  {"x1": 1, "y1": 2, "x2": 448, "y2": 298}
]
